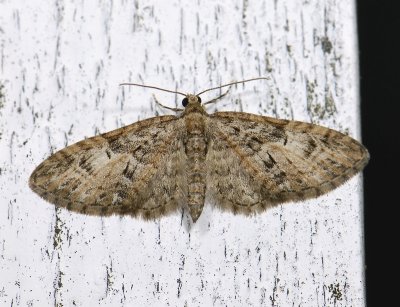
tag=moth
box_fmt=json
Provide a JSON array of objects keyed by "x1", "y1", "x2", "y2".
[{"x1": 29, "y1": 78, "x2": 369, "y2": 223}]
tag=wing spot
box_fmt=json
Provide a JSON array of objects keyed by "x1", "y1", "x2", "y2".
[{"x1": 263, "y1": 152, "x2": 277, "y2": 169}]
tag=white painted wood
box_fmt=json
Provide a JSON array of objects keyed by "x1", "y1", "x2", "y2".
[{"x1": 0, "y1": 0, "x2": 365, "y2": 306}]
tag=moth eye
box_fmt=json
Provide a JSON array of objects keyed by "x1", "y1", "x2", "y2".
[
  {"x1": 182, "y1": 97, "x2": 189, "y2": 107},
  {"x1": 197, "y1": 96, "x2": 202, "y2": 103}
]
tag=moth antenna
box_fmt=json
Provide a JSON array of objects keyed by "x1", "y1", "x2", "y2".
[
  {"x1": 120, "y1": 82, "x2": 187, "y2": 97},
  {"x1": 195, "y1": 77, "x2": 268, "y2": 96},
  {"x1": 203, "y1": 87, "x2": 232, "y2": 106}
]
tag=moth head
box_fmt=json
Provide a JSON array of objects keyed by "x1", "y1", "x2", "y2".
[
  {"x1": 182, "y1": 95, "x2": 202, "y2": 107},
  {"x1": 181, "y1": 94, "x2": 206, "y2": 115}
]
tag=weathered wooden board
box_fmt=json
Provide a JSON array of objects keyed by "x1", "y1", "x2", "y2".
[{"x1": 0, "y1": 0, "x2": 365, "y2": 306}]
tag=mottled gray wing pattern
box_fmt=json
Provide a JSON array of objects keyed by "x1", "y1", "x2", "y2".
[
  {"x1": 206, "y1": 112, "x2": 369, "y2": 215},
  {"x1": 29, "y1": 115, "x2": 187, "y2": 219}
]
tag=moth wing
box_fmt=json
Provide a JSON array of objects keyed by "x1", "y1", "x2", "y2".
[
  {"x1": 29, "y1": 115, "x2": 187, "y2": 219},
  {"x1": 205, "y1": 112, "x2": 369, "y2": 215}
]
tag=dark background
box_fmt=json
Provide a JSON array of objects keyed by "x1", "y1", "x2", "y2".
[{"x1": 358, "y1": 1, "x2": 398, "y2": 305}]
